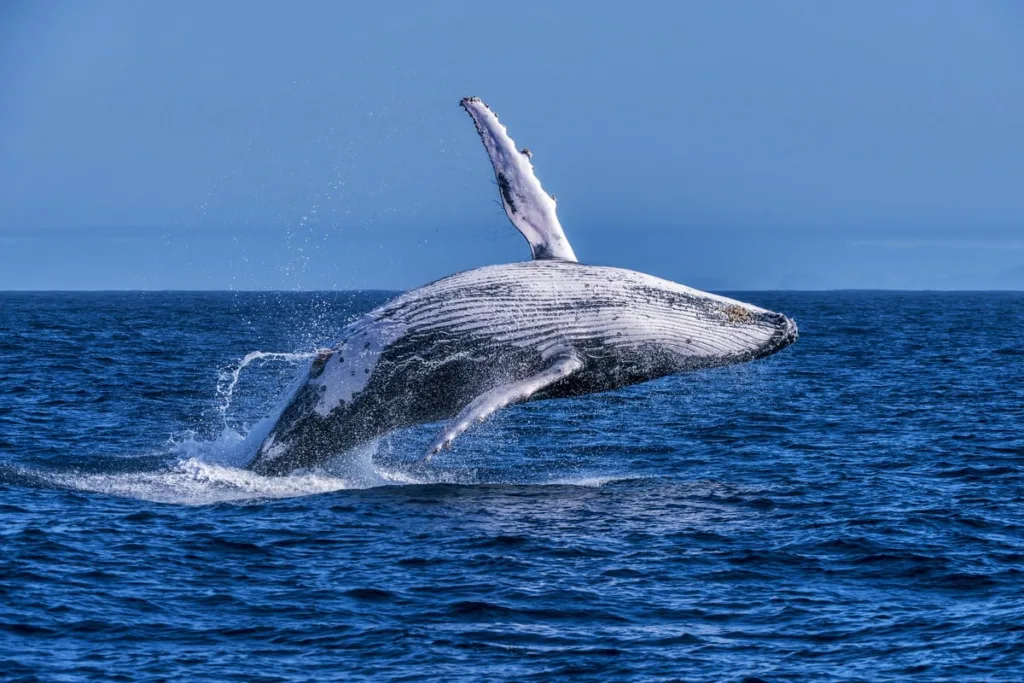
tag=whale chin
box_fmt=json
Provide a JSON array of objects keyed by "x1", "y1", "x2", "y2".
[{"x1": 755, "y1": 313, "x2": 799, "y2": 361}]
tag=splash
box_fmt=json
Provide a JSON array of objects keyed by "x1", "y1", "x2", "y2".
[
  {"x1": 46, "y1": 439, "x2": 627, "y2": 506},
  {"x1": 45, "y1": 423, "x2": 629, "y2": 506},
  {"x1": 36, "y1": 348, "x2": 629, "y2": 505},
  {"x1": 55, "y1": 457, "x2": 355, "y2": 506},
  {"x1": 216, "y1": 350, "x2": 320, "y2": 422},
  {"x1": 41, "y1": 347, "x2": 394, "y2": 504},
  {"x1": 49, "y1": 423, "x2": 390, "y2": 505}
]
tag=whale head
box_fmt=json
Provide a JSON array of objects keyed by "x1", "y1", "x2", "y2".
[{"x1": 601, "y1": 272, "x2": 798, "y2": 372}]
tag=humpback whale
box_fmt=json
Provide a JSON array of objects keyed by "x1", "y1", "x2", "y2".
[{"x1": 247, "y1": 97, "x2": 798, "y2": 476}]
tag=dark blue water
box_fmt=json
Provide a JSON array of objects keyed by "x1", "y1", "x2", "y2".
[{"x1": 2, "y1": 291, "x2": 1023, "y2": 681}]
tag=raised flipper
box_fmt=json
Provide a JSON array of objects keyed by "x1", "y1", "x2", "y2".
[
  {"x1": 424, "y1": 352, "x2": 584, "y2": 460},
  {"x1": 461, "y1": 97, "x2": 578, "y2": 262}
]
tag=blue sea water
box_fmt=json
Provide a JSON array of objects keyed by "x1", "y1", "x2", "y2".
[{"x1": 1, "y1": 290, "x2": 1022, "y2": 681}]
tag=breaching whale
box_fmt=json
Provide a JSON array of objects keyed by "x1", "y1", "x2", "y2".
[{"x1": 247, "y1": 97, "x2": 798, "y2": 476}]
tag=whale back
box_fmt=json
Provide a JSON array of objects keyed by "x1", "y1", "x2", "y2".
[{"x1": 371, "y1": 261, "x2": 794, "y2": 366}]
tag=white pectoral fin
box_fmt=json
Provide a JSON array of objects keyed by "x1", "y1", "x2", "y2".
[
  {"x1": 461, "y1": 97, "x2": 577, "y2": 262},
  {"x1": 423, "y1": 352, "x2": 584, "y2": 460}
]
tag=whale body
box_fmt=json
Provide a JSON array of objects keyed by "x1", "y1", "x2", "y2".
[{"x1": 247, "y1": 98, "x2": 797, "y2": 476}]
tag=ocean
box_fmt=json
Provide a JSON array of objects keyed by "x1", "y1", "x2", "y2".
[{"x1": 1, "y1": 290, "x2": 1022, "y2": 681}]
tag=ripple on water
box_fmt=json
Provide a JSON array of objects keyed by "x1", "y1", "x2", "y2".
[{"x1": 2, "y1": 292, "x2": 1024, "y2": 681}]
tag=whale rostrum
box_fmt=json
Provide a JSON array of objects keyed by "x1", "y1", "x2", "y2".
[{"x1": 247, "y1": 98, "x2": 798, "y2": 476}]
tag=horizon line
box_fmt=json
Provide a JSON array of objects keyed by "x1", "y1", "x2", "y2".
[{"x1": 3, "y1": 288, "x2": 1023, "y2": 294}]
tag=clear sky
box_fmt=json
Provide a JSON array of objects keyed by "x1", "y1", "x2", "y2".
[{"x1": 1, "y1": 1, "x2": 1022, "y2": 290}]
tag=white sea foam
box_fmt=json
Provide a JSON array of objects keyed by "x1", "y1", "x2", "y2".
[
  {"x1": 46, "y1": 348, "x2": 628, "y2": 505},
  {"x1": 55, "y1": 458, "x2": 352, "y2": 505},
  {"x1": 52, "y1": 427, "x2": 628, "y2": 506},
  {"x1": 53, "y1": 452, "x2": 628, "y2": 506}
]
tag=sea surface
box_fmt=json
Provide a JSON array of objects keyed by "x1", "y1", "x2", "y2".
[{"x1": 1, "y1": 290, "x2": 1022, "y2": 681}]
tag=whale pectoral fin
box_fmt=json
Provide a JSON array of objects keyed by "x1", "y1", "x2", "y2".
[
  {"x1": 461, "y1": 97, "x2": 578, "y2": 262},
  {"x1": 423, "y1": 353, "x2": 584, "y2": 460}
]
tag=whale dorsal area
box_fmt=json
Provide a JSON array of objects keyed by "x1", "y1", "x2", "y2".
[{"x1": 461, "y1": 97, "x2": 578, "y2": 262}]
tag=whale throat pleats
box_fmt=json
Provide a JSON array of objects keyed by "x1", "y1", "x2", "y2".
[{"x1": 461, "y1": 97, "x2": 578, "y2": 262}]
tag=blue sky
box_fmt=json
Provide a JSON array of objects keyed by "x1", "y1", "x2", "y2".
[{"x1": 1, "y1": 1, "x2": 1022, "y2": 290}]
